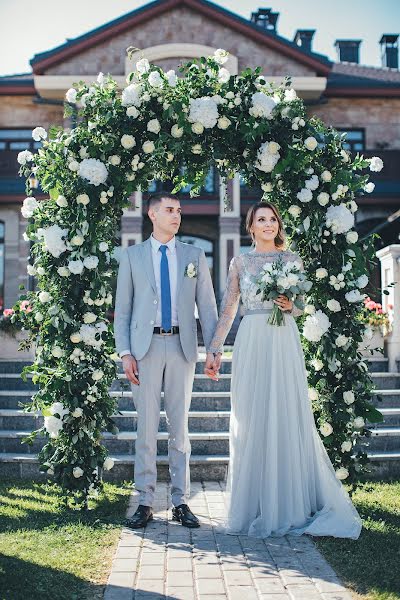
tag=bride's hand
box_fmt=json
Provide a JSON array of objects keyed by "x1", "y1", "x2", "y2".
[{"x1": 274, "y1": 295, "x2": 293, "y2": 312}]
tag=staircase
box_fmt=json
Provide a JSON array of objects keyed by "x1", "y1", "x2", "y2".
[{"x1": 0, "y1": 354, "x2": 399, "y2": 481}]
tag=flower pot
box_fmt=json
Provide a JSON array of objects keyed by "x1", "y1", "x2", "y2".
[{"x1": 0, "y1": 330, "x2": 36, "y2": 360}]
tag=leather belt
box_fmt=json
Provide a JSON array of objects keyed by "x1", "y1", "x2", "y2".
[{"x1": 153, "y1": 326, "x2": 180, "y2": 335}]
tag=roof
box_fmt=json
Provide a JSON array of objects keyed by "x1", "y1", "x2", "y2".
[
  {"x1": 30, "y1": 0, "x2": 332, "y2": 75},
  {"x1": 0, "y1": 73, "x2": 35, "y2": 95}
]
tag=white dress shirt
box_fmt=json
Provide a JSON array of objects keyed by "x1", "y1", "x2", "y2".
[{"x1": 119, "y1": 234, "x2": 178, "y2": 358}]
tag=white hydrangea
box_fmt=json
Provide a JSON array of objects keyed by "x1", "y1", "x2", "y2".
[
  {"x1": 249, "y1": 92, "x2": 277, "y2": 118},
  {"x1": 79, "y1": 158, "x2": 108, "y2": 186},
  {"x1": 356, "y1": 274, "x2": 368, "y2": 288},
  {"x1": 305, "y1": 174, "x2": 319, "y2": 190},
  {"x1": 121, "y1": 83, "x2": 143, "y2": 107},
  {"x1": 83, "y1": 256, "x2": 99, "y2": 270},
  {"x1": 327, "y1": 299, "x2": 341, "y2": 312},
  {"x1": 345, "y1": 289, "x2": 365, "y2": 303},
  {"x1": 302, "y1": 310, "x2": 331, "y2": 342},
  {"x1": 68, "y1": 259, "x2": 84, "y2": 275},
  {"x1": 79, "y1": 322, "x2": 107, "y2": 348},
  {"x1": 188, "y1": 96, "x2": 219, "y2": 129},
  {"x1": 17, "y1": 149, "x2": 33, "y2": 165},
  {"x1": 39, "y1": 224, "x2": 69, "y2": 258},
  {"x1": 148, "y1": 71, "x2": 163, "y2": 88},
  {"x1": 21, "y1": 196, "x2": 39, "y2": 219},
  {"x1": 353, "y1": 416, "x2": 365, "y2": 429},
  {"x1": 325, "y1": 204, "x2": 354, "y2": 234},
  {"x1": 44, "y1": 415, "x2": 63, "y2": 438},
  {"x1": 38, "y1": 291, "x2": 51, "y2": 303},
  {"x1": 255, "y1": 141, "x2": 280, "y2": 173},
  {"x1": 284, "y1": 88, "x2": 297, "y2": 102},
  {"x1": 297, "y1": 188, "x2": 313, "y2": 203},
  {"x1": 369, "y1": 156, "x2": 383, "y2": 172}
]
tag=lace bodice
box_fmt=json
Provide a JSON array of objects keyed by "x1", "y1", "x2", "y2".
[{"x1": 209, "y1": 250, "x2": 305, "y2": 354}]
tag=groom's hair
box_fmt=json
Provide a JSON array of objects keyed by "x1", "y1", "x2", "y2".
[{"x1": 147, "y1": 191, "x2": 180, "y2": 211}]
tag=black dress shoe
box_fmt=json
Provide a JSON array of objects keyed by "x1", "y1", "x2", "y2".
[
  {"x1": 172, "y1": 504, "x2": 200, "y2": 528},
  {"x1": 126, "y1": 505, "x2": 153, "y2": 529}
]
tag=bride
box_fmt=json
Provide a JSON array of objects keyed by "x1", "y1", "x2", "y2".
[{"x1": 206, "y1": 201, "x2": 362, "y2": 539}]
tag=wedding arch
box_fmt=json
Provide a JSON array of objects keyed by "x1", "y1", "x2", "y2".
[{"x1": 15, "y1": 49, "x2": 383, "y2": 508}]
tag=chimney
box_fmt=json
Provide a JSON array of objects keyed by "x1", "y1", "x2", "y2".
[
  {"x1": 294, "y1": 30, "x2": 316, "y2": 53},
  {"x1": 334, "y1": 39, "x2": 362, "y2": 64},
  {"x1": 250, "y1": 8, "x2": 279, "y2": 33},
  {"x1": 380, "y1": 34, "x2": 399, "y2": 69}
]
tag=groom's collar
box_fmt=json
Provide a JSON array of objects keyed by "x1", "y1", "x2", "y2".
[{"x1": 150, "y1": 233, "x2": 176, "y2": 254}]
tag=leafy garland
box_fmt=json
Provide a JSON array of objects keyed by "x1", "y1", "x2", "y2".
[{"x1": 13, "y1": 49, "x2": 383, "y2": 508}]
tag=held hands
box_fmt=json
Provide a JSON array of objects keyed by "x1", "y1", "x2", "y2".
[
  {"x1": 204, "y1": 352, "x2": 222, "y2": 381},
  {"x1": 122, "y1": 354, "x2": 140, "y2": 386},
  {"x1": 273, "y1": 295, "x2": 293, "y2": 312}
]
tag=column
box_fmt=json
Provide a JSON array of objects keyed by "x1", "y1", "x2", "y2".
[
  {"x1": 218, "y1": 174, "x2": 241, "y2": 302},
  {"x1": 376, "y1": 244, "x2": 400, "y2": 372},
  {"x1": 120, "y1": 190, "x2": 143, "y2": 247}
]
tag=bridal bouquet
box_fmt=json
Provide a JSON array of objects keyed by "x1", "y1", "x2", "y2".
[{"x1": 254, "y1": 255, "x2": 312, "y2": 326}]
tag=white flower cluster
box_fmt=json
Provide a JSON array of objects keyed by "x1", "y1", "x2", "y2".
[
  {"x1": 17, "y1": 149, "x2": 33, "y2": 165},
  {"x1": 78, "y1": 321, "x2": 108, "y2": 349},
  {"x1": 188, "y1": 96, "x2": 219, "y2": 129},
  {"x1": 37, "y1": 224, "x2": 69, "y2": 258},
  {"x1": 255, "y1": 141, "x2": 281, "y2": 173},
  {"x1": 79, "y1": 158, "x2": 108, "y2": 186},
  {"x1": 302, "y1": 310, "x2": 331, "y2": 342},
  {"x1": 249, "y1": 92, "x2": 277, "y2": 119},
  {"x1": 21, "y1": 196, "x2": 39, "y2": 219},
  {"x1": 121, "y1": 83, "x2": 143, "y2": 107},
  {"x1": 44, "y1": 402, "x2": 69, "y2": 438},
  {"x1": 325, "y1": 204, "x2": 354, "y2": 234}
]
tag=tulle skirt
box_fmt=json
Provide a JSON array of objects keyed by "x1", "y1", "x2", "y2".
[{"x1": 224, "y1": 311, "x2": 362, "y2": 540}]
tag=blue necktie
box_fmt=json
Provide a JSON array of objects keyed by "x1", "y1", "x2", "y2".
[{"x1": 159, "y1": 245, "x2": 172, "y2": 331}]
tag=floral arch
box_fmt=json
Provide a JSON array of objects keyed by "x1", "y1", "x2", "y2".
[{"x1": 14, "y1": 49, "x2": 383, "y2": 508}]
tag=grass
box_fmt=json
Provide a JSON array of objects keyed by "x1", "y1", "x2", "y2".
[
  {"x1": 0, "y1": 478, "x2": 132, "y2": 600},
  {"x1": 316, "y1": 480, "x2": 400, "y2": 600}
]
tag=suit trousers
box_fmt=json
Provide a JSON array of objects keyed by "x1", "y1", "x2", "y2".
[{"x1": 131, "y1": 333, "x2": 196, "y2": 507}]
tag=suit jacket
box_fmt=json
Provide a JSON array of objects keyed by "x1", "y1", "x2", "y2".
[{"x1": 114, "y1": 237, "x2": 218, "y2": 362}]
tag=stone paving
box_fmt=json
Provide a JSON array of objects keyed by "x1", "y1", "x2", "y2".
[{"x1": 104, "y1": 482, "x2": 353, "y2": 600}]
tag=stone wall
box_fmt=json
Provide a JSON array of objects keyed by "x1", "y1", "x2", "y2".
[{"x1": 0, "y1": 95, "x2": 64, "y2": 128}]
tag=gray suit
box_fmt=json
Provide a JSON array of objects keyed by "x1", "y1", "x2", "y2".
[{"x1": 114, "y1": 237, "x2": 218, "y2": 506}]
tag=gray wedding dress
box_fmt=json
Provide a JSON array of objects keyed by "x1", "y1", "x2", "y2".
[{"x1": 209, "y1": 249, "x2": 362, "y2": 539}]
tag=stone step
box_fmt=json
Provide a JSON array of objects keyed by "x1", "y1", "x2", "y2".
[
  {"x1": 372, "y1": 390, "x2": 400, "y2": 408},
  {"x1": 374, "y1": 408, "x2": 400, "y2": 426},
  {"x1": 364, "y1": 427, "x2": 400, "y2": 452},
  {"x1": 1, "y1": 449, "x2": 399, "y2": 481},
  {"x1": 366, "y1": 357, "x2": 389, "y2": 373},
  {"x1": 0, "y1": 430, "x2": 230, "y2": 456}
]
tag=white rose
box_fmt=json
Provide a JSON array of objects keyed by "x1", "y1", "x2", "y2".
[
  {"x1": 27, "y1": 264, "x2": 37, "y2": 276},
  {"x1": 320, "y1": 422, "x2": 333, "y2": 437},
  {"x1": 343, "y1": 391, "x2": 355, "y2": 405},
  {"x1": 148, "y1": 71, "x2": 163, "y2": 88},
  {"x1": 166, "y1": 69, "x2": 177, "y2": 87},
  {"x1": 32, "y1": 127, "x2": 47, "y2": 141},
  {"x1": 304, "y1": 304, "x2": 316, "y2": 314},
  {"x1": 311, "y1": 358, "x2": 324, "y2": 371},
  {"x1": 57, "y1": 266, "x2": 70, "y2": 277},
  {"x1": 341, "y1": 441, "x2": 352, "y2": 453},
  {"x1": 336, "y1": 467, "x2": 349, "y2": 480},
  {"x1": 214, "y1": 48, "x2": 229, "y2": 64},
  {"x1": 308, "y1": 388, "x2": 319, "y2": 401},
  {"x1": 369, "y1": 156, "x2": 383, "y2": 172},
  {"x1": 356, "y1": 274, "x2": 368, "y2": 288},
  {"x1": 346, "y1": 231, "x2": 358, "y2": 244},
  {"x1": 353, "y1": 416, "x2": 365, "y2": 429},
  {"x1": 126, "y1": 106, "x2": 139, "y2": 118},
  {"x1": 51, "y1": 346, "x2": 64, "y2": 358},
  {"x1": 83, "y1": 255, "x2": 99, "y2": 270},
  {"x1": 68, "y1": 160, "x2": 80, "y2": 172},
  {"x1": 321, "y1": 170, "x2": 332, "y2": 182},
  {"x1": 316, "y1": 268, "x2": 328, "y2": 279},
  {"x1": 304, "y1": 136, "x2": 318, "y2": 151},
  {"x1": 103, "y1": 457, "x2": 115, "y2": 471},
  {"x1": 217, "y1": 117, "x2": 231, "y2": 130},
  {"x1": 142, "y1": 140, "x2": 155, "y2": 154},
  {"x1": 99, "y1": 242, "x2": 108, "y2": 252},
  {"x1": 76, "y1": 193, "x2": 90, "y2": 205},
  {"x1": 108, "y1": 155, "x2": 121, "y2": 166},
  {"x1": 92, "y1": 369, "x2": 104, "y2": 381},
  {"x1": 66, "y1": 88, "x2": 77, "y2": 103},
  {"x1": 218, "y1": 67, "x2": 230, "y2": 83},
  {"x1": 71, "y1": 235, "x2": 84, "y2": 246},
  {"x1": 345, "y1": 289, "x2": 365, "y2": 303},
  {"x1": 121, "y1": 134, "x2": 136, "y2": 149},
  {"x1": 37, "y1": 266, "x2": 45, "y2": 275},
  {"x1": 38, "y1": 291, "x2": 51, "y2": 303},
  {"x1": 317, "y1": 192, "x2": 330, "y2": 206},
  {"x1": 191, "y1": 144, "x2": 202, "y2": 155},
  {"x1": 73, "y1": 467, "x2": 84, "y2": 478},
  {"x1": 364, "y1": 182, "x2": 375, "y2": 193},
  {"x1": 72, "y1": 407, "x2": 83, "y2": 418},
  {"x1": 171, "y1": 124, "x2": 183, "y2": 138},
  {"x1": 327, "y1": 299, "x2": 341, "y2": 312},
  {"x1": 83, "y1": 312, "x2": 97, "y2": 324},
  {"x1": 191, "y1": 122, "x2": 204, "y2": 134},
  {"x1": 335, "y1": 335, "x2": 348, "y2": 347},
  {"x1": 17, "y1": 149, "x2": 33, "y2": 165},
  {"x1": 70, "y1": 333, "x2": 81, "y2": 343},
  {"x1": 56, "y1": 195, "x2": 68, "y2": 207},
  {"x1": 297, "y1": 188, "x2": 313, "y2": 203},
  {"x1": 288, "y1": 205, "x2": 302, "y2": 217},
  {"x1": 147, "y1": 119, "x2": 161, "y2": 134},
  {"x1": 136, "y1": 58, "x2": 150, "y2": 74}
]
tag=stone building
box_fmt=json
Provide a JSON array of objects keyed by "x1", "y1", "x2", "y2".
[{"x1": 0, "y1": 0, "x2": 399, "y2": 312}]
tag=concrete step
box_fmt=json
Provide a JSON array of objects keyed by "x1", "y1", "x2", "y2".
[
  {"x1": 364, "y1": 427, "x2": 400, "y2": 452},
  {"x1": 372, "y1": 390, "x2": 400, "y2": 408},
  {"x1": 1, "y1": 449, "x2": 399, "y2": 481}
]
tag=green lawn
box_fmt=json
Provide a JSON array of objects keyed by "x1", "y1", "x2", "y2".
[
  {"x1": 316, "y1": 480, "x2": 400, "y2": 600},
  {"x1": 0, "y1": 478, "x2": 131, "y2": 600}
]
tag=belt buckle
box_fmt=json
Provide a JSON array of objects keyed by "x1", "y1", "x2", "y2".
[{"x1": 160, "y1": 327, "x2": 173, "y2": 336}]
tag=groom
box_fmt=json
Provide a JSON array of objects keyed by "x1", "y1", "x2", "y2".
[{"x1": 114, "y1": 192, "x2": 218, "y2": 528}]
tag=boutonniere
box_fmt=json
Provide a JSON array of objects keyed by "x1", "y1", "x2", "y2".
[{"x1": 185, "y1": 262, "x2": 197, "y2": 278}]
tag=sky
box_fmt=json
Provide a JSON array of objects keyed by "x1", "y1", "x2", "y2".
[{"x1": 0, "y1": 0, "x2": 399, "y2": 76}]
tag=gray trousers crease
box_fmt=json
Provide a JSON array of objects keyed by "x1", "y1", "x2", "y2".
[{"x1": 131, "y1": 334, "x2": 196, "y2": 507}]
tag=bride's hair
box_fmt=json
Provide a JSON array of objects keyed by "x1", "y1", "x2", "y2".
[{"x1": 246, "y1": 201, "x2": 286, "y2": 249}]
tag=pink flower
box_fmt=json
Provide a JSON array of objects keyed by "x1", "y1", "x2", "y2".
[
  {"x1": 20, "y1": 300, "x2": 31, "y2": 311},
  {"x1": 3, "y1": 308, "x2": 14, "y2": 317}
]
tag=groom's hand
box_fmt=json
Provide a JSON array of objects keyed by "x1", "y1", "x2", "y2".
[
  {"x1": 122, "y1": 354, "x2": 140, "y2": 386},
  {"x1": 204, "y1": 352, "x2": 221, "y2": 381}
]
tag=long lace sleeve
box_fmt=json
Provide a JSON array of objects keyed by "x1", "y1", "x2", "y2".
[
  {"x1": 209, "y1": 257, "x2": 241, "y2": 354},
  {"x1": 287, "y1": 254, "x2": 305, "y2": 318}
]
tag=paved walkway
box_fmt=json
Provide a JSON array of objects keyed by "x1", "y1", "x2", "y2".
[{"x1": 104, "y1": 482, "x2": 352, "y2": 600}]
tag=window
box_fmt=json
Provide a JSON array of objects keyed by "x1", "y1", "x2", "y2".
[
  {"x1": 0, "y1": 221, "x2": 4, "y2": 313},
  {"x1": 337, "y1": 129, "x2": 365, "y2": 152},
  {"x1": 0, "y1": 129, "x2": 42, "y2": 151}
]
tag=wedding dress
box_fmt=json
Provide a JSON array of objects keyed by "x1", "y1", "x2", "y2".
[{"x1": 209, "y1": 249, "x2": 362, "y2": 539}]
